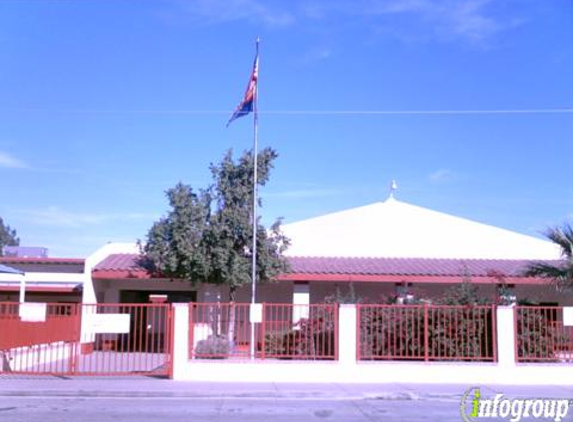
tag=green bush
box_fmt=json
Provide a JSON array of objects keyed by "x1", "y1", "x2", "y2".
[
  {"x1": 516, "y1": 309, "x2": 559, "y2": 362},
  {"x1": 359, "y1": 305, "x2": 495, "y2": 361},
  {"x1": 360, "y1": 307, "x2": 424, "y2": 359},
  {"x1": 263, "y1": 331, "x2": 286, "y2": 356},
  {"x1": 428, "y1": 307, "x2": 494, "y2": 360},
  {"x1": 195, "y1": 335, "x2": 230, "y2": 358},
  {"x1": 264, "y1": 317, "x2": 336, "y2": 360}
]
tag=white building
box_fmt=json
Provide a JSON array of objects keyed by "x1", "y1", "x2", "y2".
[{"x1": 88, "y1": 197, "x2": 569, "y2": 308}]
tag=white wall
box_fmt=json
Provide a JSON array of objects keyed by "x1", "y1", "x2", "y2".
[{"x1": 2, "y1": 341, "x2": 73, "y2": 372}]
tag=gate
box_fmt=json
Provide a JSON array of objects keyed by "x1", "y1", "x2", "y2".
[{"x1": 0, "y1": 302, "x2": 173, "y2": 376}]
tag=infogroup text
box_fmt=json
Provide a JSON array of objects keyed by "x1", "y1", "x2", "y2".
[{"x1": 460, "y1": 387, "x2": 571, "y2": 422}]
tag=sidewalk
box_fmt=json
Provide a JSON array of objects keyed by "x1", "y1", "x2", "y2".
[{"x1": 0, "y1": 376, "x2": 572, "y2": 400}]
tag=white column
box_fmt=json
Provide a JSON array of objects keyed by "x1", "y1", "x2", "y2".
[
  {"x1": 496, "y1": 306, "x2": 516, "y2": 367},
  {"x1": 293, "y1": 282, "x2": 310, "y2": 323},
  {"x1": 171, "y1": 303, "x2": 190, "y2": 380},
  {"x1": 338, "y1": 304, "x2": 357, "y2": 365},
  {"x1": 18, "y1": 273, "x2": 26, "y2": 303}
]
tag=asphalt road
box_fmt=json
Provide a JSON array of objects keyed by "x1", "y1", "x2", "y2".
[{"x1": 1, "y1": 395, "x2": 470, "y2": 422}]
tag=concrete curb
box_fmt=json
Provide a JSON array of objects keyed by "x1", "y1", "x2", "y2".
[{"x1": 0, "y1": 390, "x2": 449, "y2": 400}]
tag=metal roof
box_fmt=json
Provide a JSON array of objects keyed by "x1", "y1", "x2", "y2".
[
  {"x1": 0, "y1": 263, "x2": 23, "y2": 275},
  {"x1": 92, "y1": 253, "x2": 558, "y2": 283}
]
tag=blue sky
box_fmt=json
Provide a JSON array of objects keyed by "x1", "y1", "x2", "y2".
[{"x1": 0, "y1": 0, "x2": 571, "y2": 257}]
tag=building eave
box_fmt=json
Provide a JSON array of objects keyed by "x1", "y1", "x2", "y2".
[
  {"x1": 276, "y1": 272, "x2": 551, "y2": 285},
  {"x1": 92, "y1": 270, "x2": 158, "y2": 280}
]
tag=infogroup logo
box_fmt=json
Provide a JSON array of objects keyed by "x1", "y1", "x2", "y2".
[{"x1": 460, "y1": 387, "x2": 571, "y2": 422}]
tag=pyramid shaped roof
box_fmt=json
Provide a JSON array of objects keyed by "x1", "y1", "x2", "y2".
[{"x1": 281, "y1": 197, "x2": 560, "y2": 260}]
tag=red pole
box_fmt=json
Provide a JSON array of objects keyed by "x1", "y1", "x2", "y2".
[
  {"x1": 491, "y1": 304, "x2": 497, "y2": 362},
  {"x1": 260, "y1": 303, "x2": 266, "y2": 360},
  {"x1": 424, "y1": 304, "x2": 429, "y2": 362},
  {"x1": 167, "y1": 305, "x2": 175, "y2": 379}
]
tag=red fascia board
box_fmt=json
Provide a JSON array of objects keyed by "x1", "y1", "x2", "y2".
[
  {"x1": 94, "y1": 269, "x2": 549, "y2": 285},
  {"x1": 92, "y1": 270, "x2": 154, "y2": 280},
  {"x1": 0, "y1": 257, "x2": 84, "y2": 265},
  {"x1": 276, "y1": 273, "x2": 549, "y2": 285}
]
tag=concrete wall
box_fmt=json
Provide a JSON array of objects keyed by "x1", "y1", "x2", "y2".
[
  {"x1": 171, "y1": 304, "x2": 573, "y2": 385},
  {"x1": 2, "y1": 341, "x2": 73, "y2": 372}
]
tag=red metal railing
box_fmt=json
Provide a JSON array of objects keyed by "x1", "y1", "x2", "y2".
[
  {"x1": 0, "y1": 302, "x2": 172, "y2": 376},
  {"x1": 189, "y1": 302, "x2": 253, "y2": 359},
  {"x1": 357, "y1": 304, "x2": 496, "y2": 362},
  {"x1": 262, "y1": 303, "x2": 338, "y2": 360},
  {"x1": 515, "y1": 306, "x2": 573, "y2": 362},
  {"x1": 0, "y1": 302, "x2": 80, "y2": 374},
  {"x1": 188, "y1": 303, "x2": 339, "y2": 360},
  {"x1": 0, "y1": 302, "x2": 79, "y2": 349}
]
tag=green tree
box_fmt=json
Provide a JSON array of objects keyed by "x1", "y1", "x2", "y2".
[
  {"x1": 0, "y1": 217, "x2": 19, "y2": 255},
  {"x1": 142, "y1": 148, "x2": 290, "y2": 301},
  {"x1": 524, "y1": 223, "x2": 573, "y2": 290}
]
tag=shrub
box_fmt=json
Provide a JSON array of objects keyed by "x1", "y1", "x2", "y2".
[
  {"x1": 359, "y1": 305, "x2": 495, "y2": 361},
  {"x1": 195, "y1": 335, "x2": 230, "y2": 358},
  {"x1": 359, "y1": 306, "x2": 424, "y2": 359},
  {"x1": 263, "y1": 317, "x2": 336, "y2": 359},
  {"x1": 428, "y1": 307, "x2": 494, "y2": 360},
  {"x1": 516, "y1": 309, "x2": 559, "y2": 362},
  {"x1": 263, "y1": 331, "x2": 286, "y2": 356}
]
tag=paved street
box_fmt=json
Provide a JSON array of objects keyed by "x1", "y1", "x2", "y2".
[
  {"x1": 0, "y1": 395, "x2": 464, "y2": 422},
  {"x1": 1, "y1": 377, "x2": 572, "y2": 422}
]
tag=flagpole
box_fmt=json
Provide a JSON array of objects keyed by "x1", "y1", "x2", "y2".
[{"x1": 250, "y1": 37, "x2": 260, "y2": 360}]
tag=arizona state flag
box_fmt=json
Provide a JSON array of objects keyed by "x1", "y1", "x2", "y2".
[{"x1": 227, "y1": 52, "x2": 259, "y2": 127}]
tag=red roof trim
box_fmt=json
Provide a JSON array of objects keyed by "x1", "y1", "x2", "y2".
[
  {"x1": 93, "y1": 269, "x2": 550, "y2": 285},
  {"x1": 0, "y1": 257, "x2": 84, "y2": 265},
  {"x1": 278, "y1": 273, "x2": 551, "y2": 285},
  {"x1": 93, "y1": 270, "x2": 155, "y2": 280}
]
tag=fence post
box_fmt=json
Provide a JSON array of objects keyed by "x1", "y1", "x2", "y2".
[
  {"x1": 496, "y1": 306, "x2": 516, "y2": 367},
  {"x1": 491, "y1": 304, "x2": 498, "y2": 362},
  {"x1": 69, "y1": 303, "x2": 81, "y2": 375},
  {"x1": 188, "y1": 304, "x2": 194, "y2": 360},
  {"x1": 339, "y1": 304, "x2": 357, "y2": 365},
  {"x1": 424, "y1": 304, "x2": 429, "y2": 362},
  {"x1": 171, "y1": 303, "x2": 189, "y2": 380},
  {"x1": 260, "y1": 303, "x2": 266, "y2": 360}
]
